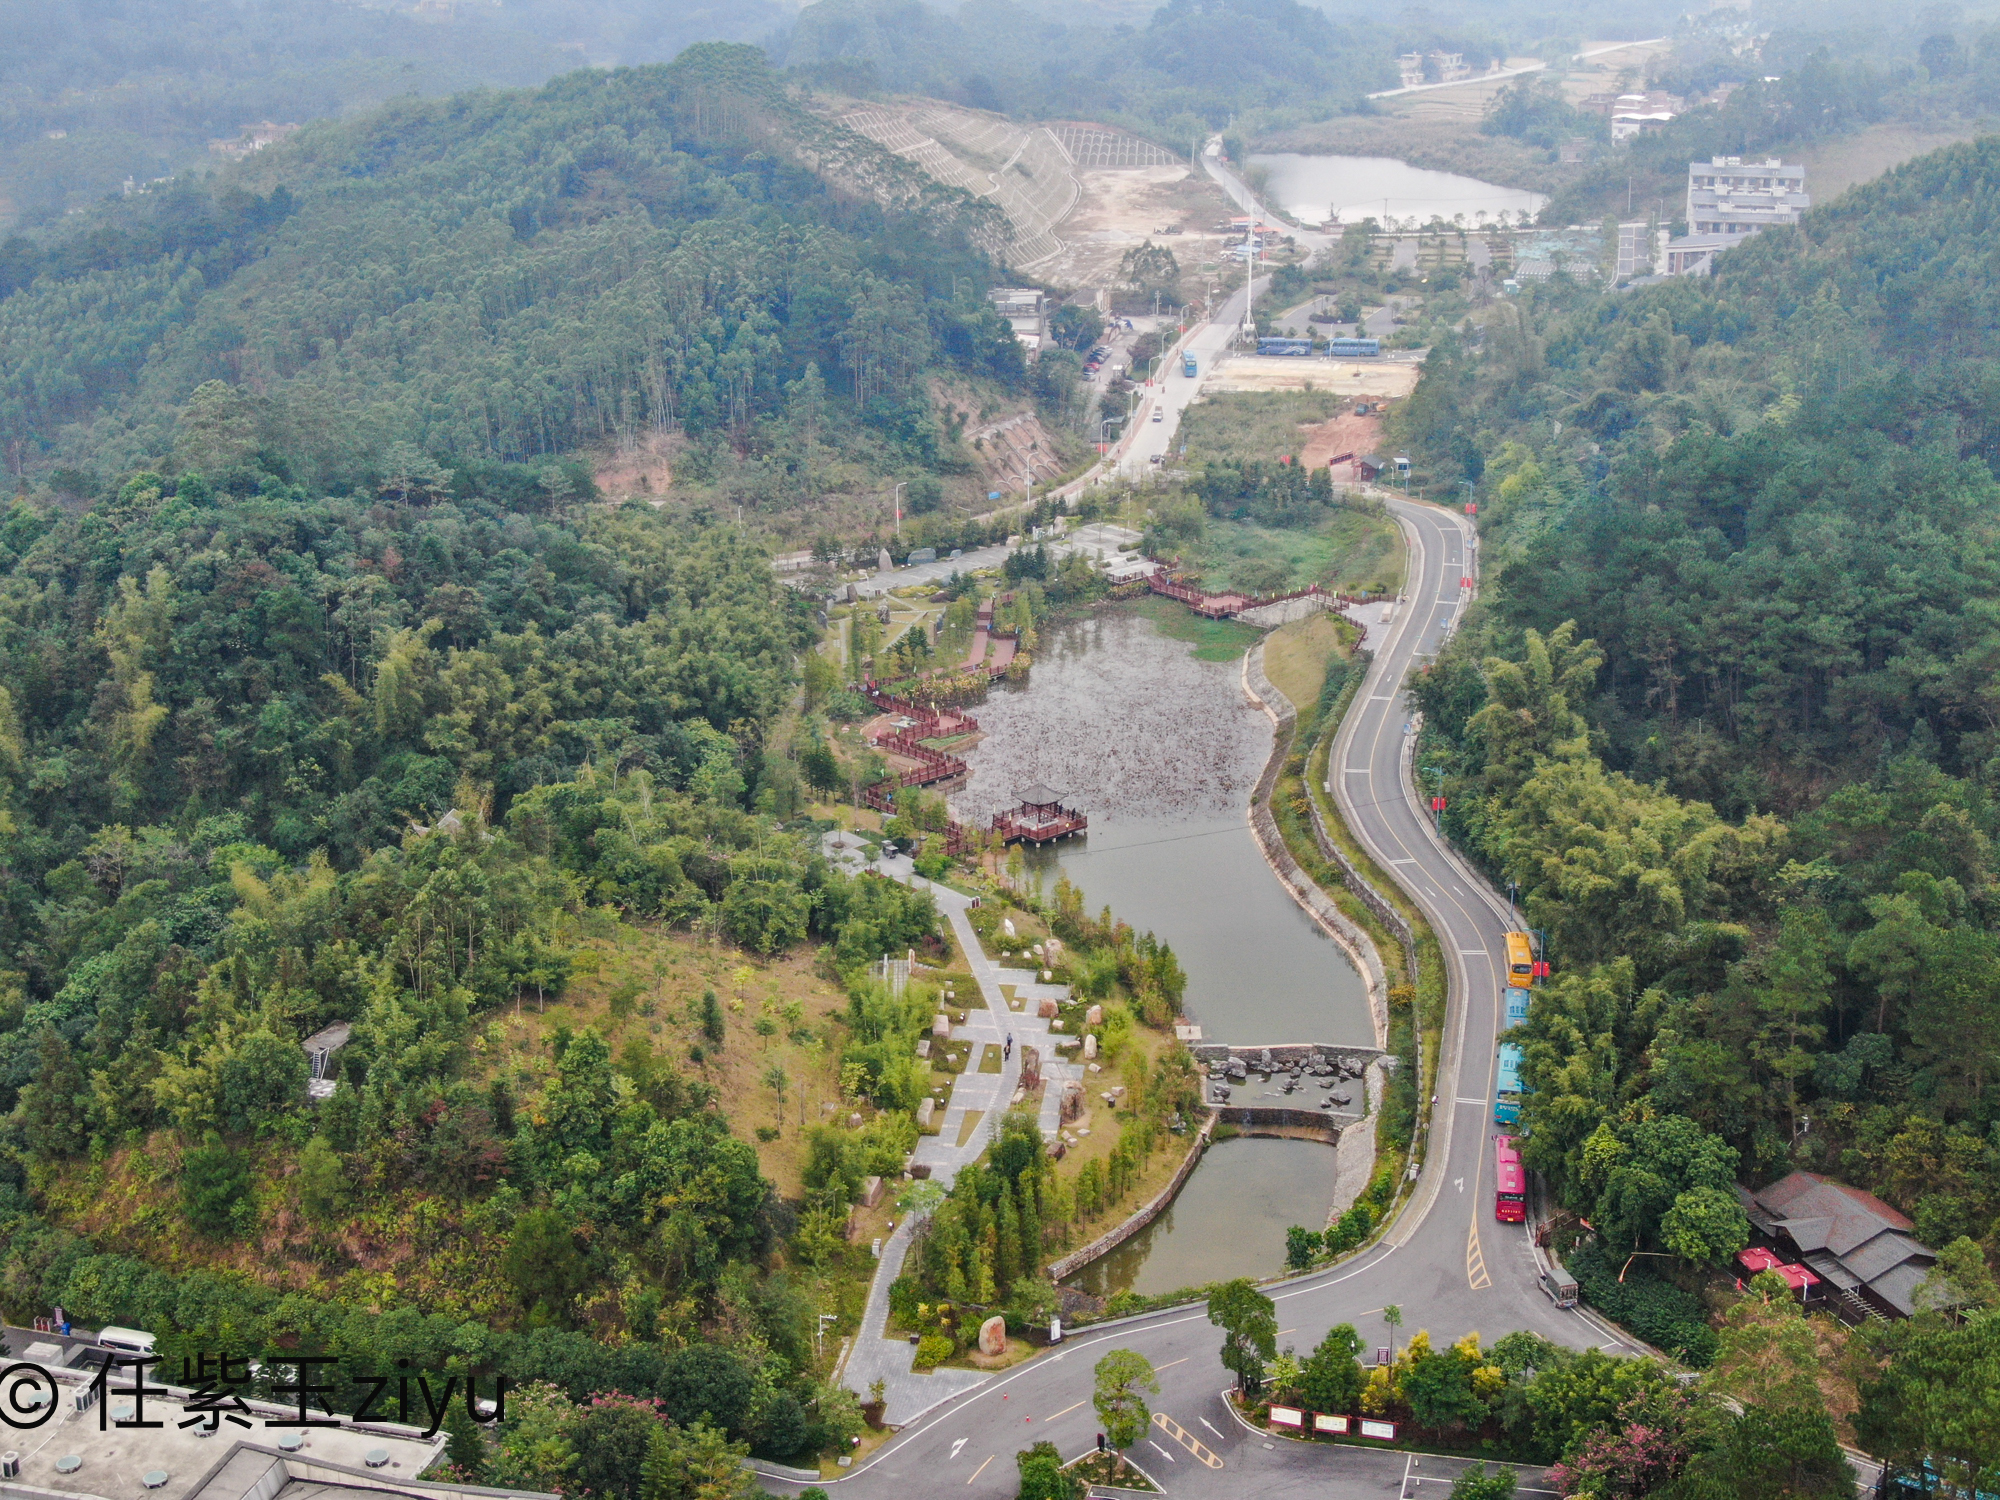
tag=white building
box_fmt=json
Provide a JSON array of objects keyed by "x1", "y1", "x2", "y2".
[{"x1": 1666, "y1": 156, "x2": 1808, "y2": 275}]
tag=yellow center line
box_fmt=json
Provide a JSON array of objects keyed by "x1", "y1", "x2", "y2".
[
  {"x1": 1155, "y1": 1357, "x2": 1189, "y2": 1370},
  {"x1": 966, "y1": 1455, "x2": 993, "y2": 1484},
  {"x1": 1044, "y1": 1400, "x2": 1086, "y2": 1422}
]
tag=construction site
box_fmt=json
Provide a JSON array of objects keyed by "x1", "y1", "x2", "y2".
[{"x1": 823, "y1": 100, "x2": 1241, "y2": 290}]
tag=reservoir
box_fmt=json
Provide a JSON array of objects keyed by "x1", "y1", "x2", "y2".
[
  {"x1": 1248, "y1": 151, "x2": 1547, "y2": 227},
  {"x1": 1061, "y1": 1135, "x2": 1338, "y2": 1299},
  {"x1": 954, "y1": 604, "x2": 1372, "y2": 1048}
]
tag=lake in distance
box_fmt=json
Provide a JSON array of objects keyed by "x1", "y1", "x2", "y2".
[{"x1": 1249, "y1": 152, "x2": 1547, "y2": 227}]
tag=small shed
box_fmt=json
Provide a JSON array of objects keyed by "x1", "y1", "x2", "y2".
[{"x1": 1356, "y1": 454, "x2": 1386, "y2": 481}]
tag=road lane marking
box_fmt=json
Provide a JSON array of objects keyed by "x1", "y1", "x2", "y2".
[
  {"x1": 1466, "y1": 1217, "x2": 1492, "y2": 1291},
  {"x1": 1198, "y1": 1416, "x2": 1226, "y2": 1440},
  {"x1": 1150, "y1": 1441, "x2": 1177, "y2": 1462},
  {"x1": 1155, "y1": 1357, "x2": 1189, "y2": 1370},
  {"x1": 1455, "y1": 1096, "x2": 1486, "y2": 1105},
  {"x1": 966, "y1": 1455, "x2": 992, "y2": 1483},
  {"x1": 1458, "y1": 948, "x2": 1488, "y2": 956},
  {"x1": 1044, "y1": 1400, "x2": 1085, "y2": 1422},
  {"x1": 950, "y1": 1439, "x2": 967, "y2": 1460},
  {"x1": 1152, "y1": 1413, "x2": 1223, "y2": 1468}
]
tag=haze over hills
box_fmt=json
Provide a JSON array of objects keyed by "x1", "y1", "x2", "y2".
[{"x1": 2, "y1": 4, "x2": 2000, "y2": 1497}]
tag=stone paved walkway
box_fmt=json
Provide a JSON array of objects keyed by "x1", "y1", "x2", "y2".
[{"x1": 824, "y1": 840, "x2": 1083, "y2": 1425}]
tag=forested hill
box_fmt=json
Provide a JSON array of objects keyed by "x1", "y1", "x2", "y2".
[
  {"x1": 1396, "y1": 138, "x2": 2000, "y2": 1480},
  {"x1": 0, "y1": 44, "x2": 1024, "y2": 494},
  {"x1": 1408, "y1": 135, "x2": 2000, "y2": 812}
]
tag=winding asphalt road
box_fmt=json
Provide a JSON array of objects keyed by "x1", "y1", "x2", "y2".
[{"x1": 774, "y1": 498, "x2": 1646, "y2": 1498}]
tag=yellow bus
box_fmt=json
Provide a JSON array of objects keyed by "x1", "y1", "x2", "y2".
[{"x1": 1506, "y1": 931, "x2": 1537, "y2": 986}]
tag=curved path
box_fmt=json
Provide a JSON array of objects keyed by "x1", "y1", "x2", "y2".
[{"x1": 782, "y1": 497, "x2": 1642, "y2": 1498}]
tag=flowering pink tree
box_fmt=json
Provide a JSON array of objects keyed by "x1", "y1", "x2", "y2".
[{"x1": 1548, "y1": 1386, "x2": 1709, "y2": 1498}]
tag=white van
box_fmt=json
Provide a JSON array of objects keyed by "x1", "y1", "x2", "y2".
[
  {"x1": 94, "y1": 1327, "x2": 156, "y2": 1358},
  {"x1": 1151, "y1": 406, "x2": 1163, "y2": 423}
]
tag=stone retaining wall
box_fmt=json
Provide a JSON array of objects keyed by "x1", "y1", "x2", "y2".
[
  {"x1": 1241, "y1": 645, "x2": 1391, "y2": 1049},
  {"x1": 1214, "y1": 1105, "x2": 1348, "y2": 1140},
  {"x1": 1304, "y1": 769, "x2": 1419, "y2": 985},
  {"x1": 1045, "y1": 1113, "x2": 1215, "y2": 1282},
  {"x1": 1190, "y1": 1041, "x2": 1385, "y2": 1070}
]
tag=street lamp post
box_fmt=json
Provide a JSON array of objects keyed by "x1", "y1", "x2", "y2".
[{"x1": 892, "y1": 482, "x2": 906, "y2": 539}]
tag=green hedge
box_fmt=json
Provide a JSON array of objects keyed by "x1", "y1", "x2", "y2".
[{"x1": 1566, "y1": 1243, "x2": 1717, "y2": 1367}]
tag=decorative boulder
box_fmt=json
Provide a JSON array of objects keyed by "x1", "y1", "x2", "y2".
[
  {"x1": 860, "y1": 1175, "x2": 885, "y2": 1208},
  {"x1": 933, "y1": 1013, "x2": 951, "y2": 1038},
  {"x1": 978, "y1": 1315, "x2": 1008, "y2": 1356},
  {"x1": 1060, "y1": 1080, "x2": 1085, "y2": 1121},
  {"x1": 1083, "y1": 1034, "x2": 1098, "y2": 1060},
  {"x1": 1044, "y1": 937, "x2": 1063, "y2": 962},
  {"x1": 1085, "y1": 1004, "x2": 1103, "y2": 1026},
  {"x1": 1038, "y1": 997, "x2": 1059, "y2": 1019},
  {"x1": 1003, "y1": 918, "x2": 1017, "y2": 939},
  {"x1": 917, "y1": 1098, "x2": 936, "y2": 1129}
]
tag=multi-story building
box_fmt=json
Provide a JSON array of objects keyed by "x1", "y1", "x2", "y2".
[{"x1": 1666, "y1": 155, "x2": 1808, "y2": 275}]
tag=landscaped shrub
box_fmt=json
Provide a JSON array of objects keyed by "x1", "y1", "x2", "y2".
[
  {"x1": 1566, "y1": 1243, "x2": 1717, "y2": 1367},
  {"x1": 914, "y1": 1333, "x2": 954, "y2": 1369}
]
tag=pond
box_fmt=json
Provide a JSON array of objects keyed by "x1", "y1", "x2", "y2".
[
  {"x1": 1062, "y1": 1135, "x2": 1338, "y2": 1299},
  {"x1": 953, "y1": 604, "x2": 1373, "y2": 1048},
  {"x1": 1248, "y1": 151, "x2": 1547, "y2": 228}
]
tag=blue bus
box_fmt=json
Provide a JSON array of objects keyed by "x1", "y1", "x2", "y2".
[
  {"x1": 1328, "y1": 336, "x2": 1381, "y2": 358},
  {"x1": 1503, "y1": 986, "x2": 1530, "y2": 1028},
  {"x1": 1182, "y1": 351, "x2": 1198, "y2": 378},
  {"x1": 1495, "y1": 1042, "x2": 1525, "y2": 1127},
  {"x1": 1257, "y1": 337, "x2": 1313, "y2": 357}
]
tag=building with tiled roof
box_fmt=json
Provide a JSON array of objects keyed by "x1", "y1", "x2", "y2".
[{"x1": 1738, "y1": 1172, "x2": 1936, "y2": 1321}]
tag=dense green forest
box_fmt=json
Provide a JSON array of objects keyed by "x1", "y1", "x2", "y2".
[
  {"x1": 0, "y1": 0, "x2": 783, "y2": 228},
  {"x1": 1396, "y1": 136, "x2": 2000, "y2": 1488},
  {"x1": 0, "y1": 455, "x2": 971, "y2": 1463},
  {"x1": 0, "y1": 45, "x2": 1028, "y2": 515}
]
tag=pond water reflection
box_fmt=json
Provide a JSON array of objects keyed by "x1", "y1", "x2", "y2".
[
  {"x1": 953, "y1": 605, "x2": 1371, "y2": 1048},
  {"x1": 1062, "y1": 1136, "x2": 1338, "y2": 1299}
]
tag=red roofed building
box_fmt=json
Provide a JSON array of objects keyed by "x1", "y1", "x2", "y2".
[{"x1": 1738, "y1": 1172, "x2": 1935, "y2": 1321}]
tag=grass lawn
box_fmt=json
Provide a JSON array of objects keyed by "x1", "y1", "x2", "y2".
[
  {"x1": 1186, "y1": 509, "x2": 1401, "y2": 597},
  {"x1": 1262, "y1": 613, "x2": 1358, "y2": 711},
  {"x1": 1181, "y1": 390, "x2": 1349, "y2": 463},
  {"x1": 1130, "y1": 595, "x2": 1263, "y2": 661}
]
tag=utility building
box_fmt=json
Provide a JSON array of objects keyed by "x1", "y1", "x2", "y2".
[{"x1": 1667, "y1": 156, "x2": 1809, "y2": 275}]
